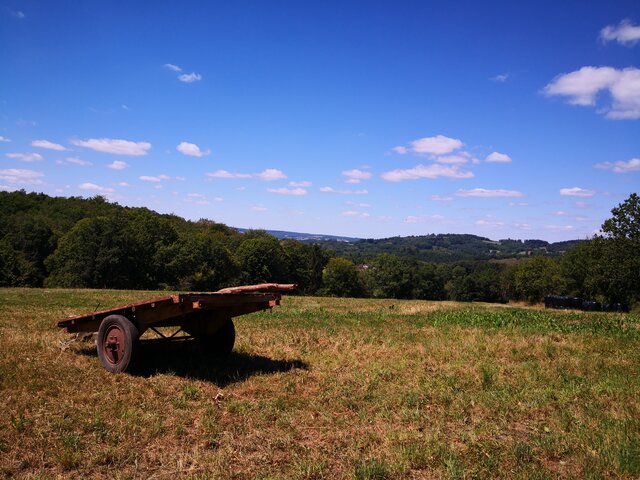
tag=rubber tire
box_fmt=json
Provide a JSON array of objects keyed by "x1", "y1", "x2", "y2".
[
  {"x1": 97, "y1": 314, "x2": 139, "y2": 373},
  {"x1": 197, "y1": 319, "x2": 236, "y2": 358}
]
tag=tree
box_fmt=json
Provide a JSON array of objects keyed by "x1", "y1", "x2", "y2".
[
  {"x1": 321, "y1": 257, "x2": 365, "y2": 297},
  {"x1": 601, "y1": 193, "x2": 639, "y2": 240},
  {"x1": 235, "y1": 235, "x2": 287, "y2": 284},
  {"x1": 513, "y1": 256, "x2": 563, "y2": 303},
  {"x1": 366, "y1": 254, "x2": 414, "y2": 299}
]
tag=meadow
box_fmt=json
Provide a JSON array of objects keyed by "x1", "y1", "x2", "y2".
[{"x1": 0, "y1": 288, "x2": 638, "y2": 479}]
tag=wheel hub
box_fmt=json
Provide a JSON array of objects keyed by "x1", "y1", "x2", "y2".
[{"x1": 103, "y1": 325, "x2": 126, "y2": 365}]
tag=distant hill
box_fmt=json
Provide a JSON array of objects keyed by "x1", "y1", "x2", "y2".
[
  {"x1": 235, "y1": 228, "x2": 359, "y2": 243},
  {"x1": 296, "y1": 234, "x2": 583, "y2": 263}
]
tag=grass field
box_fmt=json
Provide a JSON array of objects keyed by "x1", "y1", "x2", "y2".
[{"x1": 0, "y1": 288, "x2": 639, "y2": 479}]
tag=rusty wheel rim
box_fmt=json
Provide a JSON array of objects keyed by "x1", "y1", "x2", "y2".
[{"x1": 103, "y1": 325, "x2": 126, "y2": 365}]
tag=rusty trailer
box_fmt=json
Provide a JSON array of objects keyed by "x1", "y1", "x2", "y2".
[{"x1": 57, "y1": 283, "x2": 296, "y2": 373}]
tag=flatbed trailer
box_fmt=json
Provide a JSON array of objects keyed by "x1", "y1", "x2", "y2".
[{"x1": 57, "y1": 283, "x2": 296, "y2": 373}]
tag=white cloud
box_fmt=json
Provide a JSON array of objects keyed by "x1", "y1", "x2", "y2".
[
  {"x1": 176, "y1": 141, "x2": 210, "y2": 157},
  {"x1": 206, "y1": 168, "x2": 285, "y2": 181},
  {"x1": 255, "y1": 168, "x2": 286, "y2": 181},
  {"x1": 0, "y1": 169, "x2": 44, "y2": 185},
  {"x1": 544, "y1": 66, "x2": 640, "y2": 119},
  {"x1": 434, "y1": 154, "x2": 470, "y2": 165},
  {"x1": 0, "y1": 136, "x2": 10, "y2": 142},
  {"x1": 31, "y1": 139, "x2": 67, "y2": 151},
  {"x1": 404, "y1": 214, "x2": 445, "y2": 224},
  {"x1": 267, "y1": 187, "x2": 308, "y2": 196},
  {"x1": 78, "y1": 182, "x2": 114, "y2": 193},
  {"x1": 381, "y1": 164, "x2": 473, "y2": 181},
  {"x1": 71, "y1": 138, "x2": 151, "y2": 156},
  {"x1": 595, "y1": 157, "x2": 640, "y2": 173},
  {"x1": 600, "y1": 20, "x2": 640, "y2": 46},
  {"x1": 346, "y1": 201, "x2": 370, "y2": 207},
  {"x1": 342, "y1": 169, "x2": 372, "y2": 183},
  {"x1": 574, "y1": 201, "x2": 589, "y2": 208},
  {"x1": 207, "y1": 170, "x2": 252, "y2": 179},
  {"x1": 57, "y1": 157, "x2": 92, "y2": 166},
  {"x1": 289, "y1": 180, "x2": 312, "y2": 187},
  {"x1": 475, "y1": 219, "x2": 505, "y2": 227},
  {"x1": 411, "y1": 135, "x2": 463, "y2": 155},
  {"x1": 118, "y1": 182, "x2": 131, "y2": 187},
  {"x1": 139, "y1": 174, "x2": 170, "y2": 182},
  {"x1": 343, "y1": 211, "x2": 370, "y2": 218},
  {"x1": 491, "y1": 73, "x2": 509, "y2": 82},
  {"x1": 164, "y1": 63, "x2": 182, "y2": 72},
  {"x1": 5, "y1": 152, "x2": 43, "y2": 162},
  {"x1": 456, "y1": 188, "x2": 524, "y2": 198},
  {"x1": 509, "y1": 202, "x2": 529, "y2": 207},
  {"x1": 320, "y1": 187, "x2": 368, "y2": 195},
  {"x1": 252, "y1": 204, "x2": 268, "y2": 212},
  {"x1": 485, "y1": 151, "x2": 512, "y2": 163},
  {"x1": 560, "y1": 187, "x2": 595, "y2": 197},
  {"x1": 545, "y1": 225, "x2": 575, "y2": 232},
  {"x1": 391, "y1": 146, "x2": 408, "y2": 154},
  {"x1": 513, "y1": 223, "x2": 532, "y2": 230},
  {"x1": 432, "y1": 195, "x2": 453, "y2": 201},
  {"x1": 178, "y1": 72, "x2": 202, "y2": 83},
  {"x1": 108, "y1": 160, "x2": 128, "y2": 170}
]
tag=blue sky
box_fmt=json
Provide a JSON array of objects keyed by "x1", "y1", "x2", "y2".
[{"x1": 1, "y1": 1, "x2": 639, "y2": 241}]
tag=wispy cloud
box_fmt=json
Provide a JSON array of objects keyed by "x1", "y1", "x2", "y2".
[
  {"x1": 206, "y1": 168, "x2": 286, "y2": 181},
  {"x1": 393, "y1": 134, "x2": 463, "y2": 156},
  {"x1": 456, "y1": 188, "x2": 524, "y2": 198},
  {"x1": 6, "y1": 8, "x2": 25, "y2": 19},
  {"x1": 381, "y1": 164, "x2": 473, "y2": 181},
  {"x1": 176, "y1": 141, "x2": 210, "y2": 157},
  {"x1": 543, "y1": 66, "x2": 640, "y2": 119},
  {"x1": 600, "y1": 19, "x2": 640, "y2": 46},
  {"x1": 164, "y1": 63, "x2": 182, "y2": 72},
  {"x1": 140, "y1": 174, "x2": 171, "y2": 182},
  {"x1": 267, "y1": 187, "x2": 308, "y2": 196},
  {"x1": 0, "y1": 169, "x2": 44, "y2": 185},
  {"x1": 71, "y1": 138, "x2": 151, "y2": 156},
  {"x1": 31, "y1": 139, "x2": 67, "y2": 151},
  {"x1": 560, "y1": 187, "x2": 595, "y2": 197},
  {"x1": 178, "y1": 72, "x2": 202, "y2": 83},
  {"x1": 320, "y1": 187, "x2": 368, "y2": 195},
  {"x1": 595, "y1": 157, "x2": 640, "y2": 173},
  {"x1": 252, "y1": 204, "x2": 268, "y2": 212},
  {"x1": 404, "y1": 214, "x2": 445, "y2": 224},
  {"x1": 57, "y1": 157, "x2": 92, "y2": 166},
  {"x1": 346, "y1": 201, "x2": 370, "y2": 207},
  {"x1": 491, "y1": 73, "x2": 509, "y2": 82},
  {"x1": 343, "y1": 211, "x2": 370, "y2": 218},
  {"x1": 342, "y1": 169, "x2": 372, "y2": 183},
  {"x1": 79, "y1": 182, "x2": 114, "y2": 193},
  {"x1": 431, "y1": 195, "x2": 453, "y2": 202},
  {"x1": 485, "y1": 151, "x2": 512, "y2": 163},
  {"x1": 108, "y1": 160, "x2": 128, "y2": 170},
  {"x1": 289, "y1": 180, "x2": 312, "y2": 187},
  {"x1": 475, "y1": 219, "x2": 505, "y2": 227},
  {"x1": 5, "y1": 152, "x2": 43, "y2": 162},
  {"x1": 0, "y1": 136, "x2": 10, "y2": 142}
]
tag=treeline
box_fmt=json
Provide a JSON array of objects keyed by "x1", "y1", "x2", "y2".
[
  {"x1": 312, "y1": 233, "x2": 582, "y2": 264},
  {"x1": 1, "y1": 190, "x2": 638, "y2": 308}
]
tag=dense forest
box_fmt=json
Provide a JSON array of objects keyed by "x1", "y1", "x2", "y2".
[{"x1": 1, "y1": 190, "x2": 638, "y2": 309}]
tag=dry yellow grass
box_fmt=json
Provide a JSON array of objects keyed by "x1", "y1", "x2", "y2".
[{"x1": 0, "y1": 289, "x2": 639, "y2": 479}]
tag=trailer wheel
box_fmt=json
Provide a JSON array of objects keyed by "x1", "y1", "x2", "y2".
[
  {"x1": 197, "y1": 319, "x2": 235, "y2": 358},
  {"x1": 97, "y1": 315, "x2": 139, "y2": 373}
]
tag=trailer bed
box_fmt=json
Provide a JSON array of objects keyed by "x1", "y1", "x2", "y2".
[{"x1": 57, "y1": 283, "x2": 296, "y2": 372}]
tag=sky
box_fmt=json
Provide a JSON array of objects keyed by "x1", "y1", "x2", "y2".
[{"x1": 1, "y1": 1, "x2": 639, "y2": 242}]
